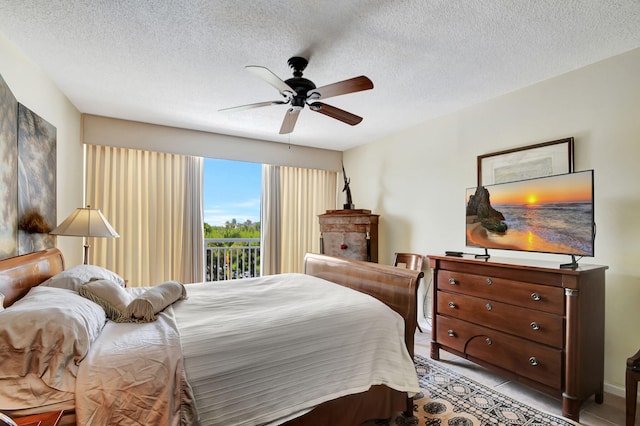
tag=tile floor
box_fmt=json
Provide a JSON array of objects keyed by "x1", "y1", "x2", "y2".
[{"x1": 414, "y1": 330, "x2": 636, "y2": 426}]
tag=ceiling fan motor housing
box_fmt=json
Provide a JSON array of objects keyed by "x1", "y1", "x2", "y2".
[
  {"x1": 285, "y1": 56, "x2": 317, "y2": 108},
  {"x1": 285, "y1": 77, "x2": 316, "y2": 107}
]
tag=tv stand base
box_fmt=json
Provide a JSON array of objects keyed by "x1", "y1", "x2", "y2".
[
  {"x1": 474, "y1": 248, "x2": 490, "y2": 259},
  {"x1": 560, "y1": 254, "x2": 579, "y2": 269}
]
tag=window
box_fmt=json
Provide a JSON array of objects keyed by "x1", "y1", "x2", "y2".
[{"x1": 203, "y1": 158, "x2": 261, "y2": 281}]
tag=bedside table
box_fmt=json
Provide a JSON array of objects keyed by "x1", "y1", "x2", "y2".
[{"x1": 12, "y1": 410, "x2": 63, "y2": 426}]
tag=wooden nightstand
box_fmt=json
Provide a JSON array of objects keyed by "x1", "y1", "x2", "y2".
[
  {"x1": 12, "y1": 410, "x2": 63, "y2": 426},
  {"x1": 318, "y1": 209, "x2": 379, "y2": 262}
]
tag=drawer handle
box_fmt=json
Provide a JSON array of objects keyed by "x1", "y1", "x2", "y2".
[
  {"x1": 529, "y1": 357, "x2": 539, "y2": 366},
  {"x1": 486, "y1": 278, "x2": 493, "y2": 285},
  {"x1": 448, "y1": 278, "x2": 457, "y2": 285},
  {"x1": 486, "y1": 303, "x2": 492, "y2": 311},
  {"x1": 447, "y1": 329, "x2": 455, "y2": 337},
  {"x1": 486, "y1": 338, "x2": 492, "y2": 345},
  {"x1": 530, "y1": 321, "x2": 540, "y2": 330},
  {"x1": 448, "y1": 301, "x2": 457, "y2": 309},
  {"x1": 531, "y1": 292, "x2": 541, "y2": 301}
]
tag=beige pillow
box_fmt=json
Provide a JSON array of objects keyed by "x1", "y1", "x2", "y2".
[
  {"x1": 0, "y1": 286, "x2": 106, "y2": 392},
  {"x1": 43, "y1": 264, "x2": 126, "y2": 291},
  {"x1": 124, "y1": 281, "x2": 186, "y2": 322},
  {"x1": 79, "y1": 279, "x2": 133, "y2": 322}
]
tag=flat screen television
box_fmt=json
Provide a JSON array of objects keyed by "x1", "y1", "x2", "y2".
[{"x1": 466, "y1": 170, "x2": 594, "y2": 266}]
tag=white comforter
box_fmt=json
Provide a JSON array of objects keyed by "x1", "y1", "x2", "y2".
[
  {"x1": 75, "y1": 273, "x2": 419, "y2": 425},
  {"x1": 176, "y1": 273, "x2": 420, "y2": 425}
]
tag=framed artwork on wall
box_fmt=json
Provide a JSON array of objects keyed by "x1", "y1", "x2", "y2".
[
  {"x1": 0, "y1": 74, "x2": 18, "y2": 260},
  {"x1": 477, "y1": 137, "x2": 574, "y2": 186},
  {"x1": 0, "y1": 73, "x2": 57, "y2": 260},
  {"x1": 17, "y1": 103, "x2": 57, "y2": 255}
]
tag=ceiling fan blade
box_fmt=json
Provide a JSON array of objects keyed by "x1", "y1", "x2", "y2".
[
  {"x1": 308, "y1": 76, "x2": 373, "y2": 100},
  {"x1": 308, "y1": 102, "x2": 363, "y2": 126},
  {"x1": 279, "y1": 108, "x2": 301, "y2": 134},
  {"x1": 219, "y1": 100, "x2": 287, "y2": 113},
  {"x1": 246, "y1": 66, "x2": 295, "y2": 96}
]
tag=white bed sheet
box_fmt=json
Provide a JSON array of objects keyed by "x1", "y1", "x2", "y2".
[
  {"x1": 75, "y1": 300, "x2": 197, "y2": 425},
  {"x1": 0, "y1": 375, "x2": 74, "y2": 413},
  {"x1": 174, "y1": 273, "x2": 420, "y2": 426}
]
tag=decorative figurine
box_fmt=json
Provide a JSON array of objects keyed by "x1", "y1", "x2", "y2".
[{"x1": 342, "y1": 164, "x2": 354, "y2": 209}]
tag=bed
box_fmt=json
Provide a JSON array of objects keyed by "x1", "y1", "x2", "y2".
[{"x1": 0, "y1": 248, "x2": 422, "y2": 425}]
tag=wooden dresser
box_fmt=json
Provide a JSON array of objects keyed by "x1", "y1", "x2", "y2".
[
  {"x1": 428, "y1": 254, "x2": 607, "y2": 422},
  {"x1": 318, "y1": 209, "x2": 378, "y2": 262}
]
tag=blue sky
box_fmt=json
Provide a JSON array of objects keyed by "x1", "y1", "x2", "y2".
[{"x1": 203, "y1": 158, "x2": 262, "y2": 226}]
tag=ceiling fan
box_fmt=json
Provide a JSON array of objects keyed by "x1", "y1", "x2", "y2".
[{"x1": 220, "y1": 56, "x2": 374, "y2": 134}]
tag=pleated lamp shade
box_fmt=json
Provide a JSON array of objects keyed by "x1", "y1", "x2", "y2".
[{"x1": 50, "y1": 206, "x2": 119, "y2": 264}]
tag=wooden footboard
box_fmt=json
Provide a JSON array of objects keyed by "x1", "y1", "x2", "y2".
[
  {"x1": 304, "y1": 253, "x2": 423, "y2": 358},
  {"x1": 301, "y1": 253, "x2": 423, "y2": 425}
]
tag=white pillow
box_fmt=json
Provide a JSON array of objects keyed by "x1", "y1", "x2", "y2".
[
  {"x1": 0, "y1": 286, "x2": 106, "y2": 392},
  {"x1": 42, "y1": 264, "x2": 125, "y2": 291},
  {"x1": 0, "y1": 293, "x2": 4, "y2": 311}
]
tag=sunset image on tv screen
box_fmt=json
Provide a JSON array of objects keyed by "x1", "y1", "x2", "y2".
[{"x1": 466, "y1": 171, "x2": 594, "y2": 256}]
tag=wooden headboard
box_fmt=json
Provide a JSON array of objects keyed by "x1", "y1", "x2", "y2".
[
  {"x1": 303, "y1": 253, "x2": 422, "y2": 357},
  {"x1": 0, "y1": 248, "x2": 65, "y2": 308}
]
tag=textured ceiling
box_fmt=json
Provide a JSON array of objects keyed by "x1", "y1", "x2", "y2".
[{"x1": 1, "y1": 1, "x2": 640, "y2": 151}]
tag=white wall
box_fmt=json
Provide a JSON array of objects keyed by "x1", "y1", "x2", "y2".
[
  {"x1": 0, "y1": 33, "x2": 84, "y2": 266},
  {"x1": 82, "y1": 114, "x2": 342, "y2": 172},
  {"x1": 344, "y1": 47, "x2": 640, "y2": 395}
]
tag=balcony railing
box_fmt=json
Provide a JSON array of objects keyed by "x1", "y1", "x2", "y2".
[{"x1": 205, "y1": 238, "x2": 260, "y2": 282}]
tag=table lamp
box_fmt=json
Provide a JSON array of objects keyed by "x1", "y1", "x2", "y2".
[{"x1": 50, "y1": 206, "x2": 119, "y2": 265}]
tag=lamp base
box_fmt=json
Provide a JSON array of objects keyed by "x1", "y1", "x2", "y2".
[{"x1": 83, "y1": 244, "x2": 90, "y2": 265}]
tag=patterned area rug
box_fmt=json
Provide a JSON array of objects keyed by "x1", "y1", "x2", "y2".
[{"x1": 382, "y1": 355, "x2": 579, "y2": 426}]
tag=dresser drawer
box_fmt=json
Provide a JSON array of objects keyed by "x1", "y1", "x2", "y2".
[
  {"x1": 322, "y1": 232, "x2": 369, "y2": 260},
  {"x1": 436, "y1": 315, "x2": 562, "y2": 389},
  {"x1": 437, "y1": 270, "x2": 564, "y2": 315},
  {"x1": 437, "y1": 291, "x2": 564, "y2": 348}
]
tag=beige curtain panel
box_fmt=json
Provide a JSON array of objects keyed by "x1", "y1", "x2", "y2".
[
  {"x1": 85, "y1": 144, "x2": 204, "y2": 286},
  {"x1": 261, "y1": 165, "x2": 337, "y2": 275}
]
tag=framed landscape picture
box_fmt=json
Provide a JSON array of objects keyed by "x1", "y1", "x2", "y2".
[{"x1": 477, "y1": 137, "x2": 574, "y2": 186}]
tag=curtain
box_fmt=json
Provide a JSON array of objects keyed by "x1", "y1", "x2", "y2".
[
  {"x1": 260, "y1": 165, "x2": 281, "y2": 275},
  {"x1": 85, "y1": 145, "x2": 204, "y2": 286},
  {"x1": 261, "y1": 164, "x2": 337, "y2": 275}
]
